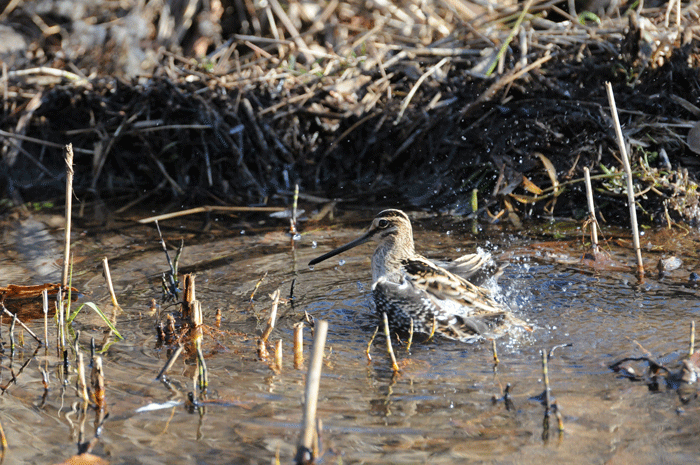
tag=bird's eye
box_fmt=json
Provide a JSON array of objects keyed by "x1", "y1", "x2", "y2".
[{"x1": 377, "y1": 219, "x2": 389, "y2": 228}]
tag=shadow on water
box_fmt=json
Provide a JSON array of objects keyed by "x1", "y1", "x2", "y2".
[{"x1": 1, "y1": 211, "x2": 699, "y2": 464}]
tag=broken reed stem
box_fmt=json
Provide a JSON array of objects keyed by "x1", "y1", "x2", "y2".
[
  {"x1": 77, "y1": 352, "x2": 89, "y2": 404},
  {"x1": 290, "y1": 183, "x2": 299, "y2": 236},
  {"x1": 690, "y1": 321, "x2": 696, "y2": 356},
  {"x1": 296, "y1": 319, "x2": 328, "y2": 464},
  {"x1": 275, "y1": 339, "x2": 283, "y2": 372},
  {"x1": 261, "y1": 289, "x2": 281, "y2": 342},
  {"x1": 258, "y1": 289, "x2": 281, "y2": 360},
  {"x1": 366, "y1": 325, "x2": 379, "y2": 362},
  {"x1": 91, "y1": 355, "x2": 106, "y2": 410},
  {"x1": 195, "y1": 333, "x2": 208, "y2": 391},
  {"x1": 294, "y1": 322, "x2": 304, "y2": 370},
  {"x1": 382, "y1": 313, "x2": 400, "y2": 373},
  {"x1": 492, "y1": 339, "x2": 500, "y2": 370},
  {"x1": 605, "y1": 82, "x2": 644, "y2": 277},
  {"x1": 42, "y1": 289, "x2": 49, "y2": 348},
  {"x1": 406, "y1": 318, "x2": 414, "y2": 352},
  {"x1": 583, "y1": 167, "x2": 599, "y2": 251},
  {"x1": 9, "y1": 315, "x2": 15, "y2": 353},
  {"x1": 102, "y1": 257, "x2": 122, "y2": 312},
  {"x1": 1, "y1": 304, "x2": 41, "y2": 344},
  {"x1": 249, "y1": 271, "x2": 268, "y2": 303},
  {"x1": 541, "y1": 349, "x2": 552, "y2": 436},
  {"x1": 156, "y1": 344, "x2": 184, "y2": 380},
  {"x1": 62, "y1": 143, "x2": 74, "y2": 290}
]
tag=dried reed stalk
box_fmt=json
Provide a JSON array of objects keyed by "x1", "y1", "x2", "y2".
[
  {"x1": 294, "y1": 322, "x2": 304, "y2": 369},
  {"x1": 583, "y1": 167, "x2": 599, "y2": 252},
  {"x1": 296, "y1": 319, "x2": 328, "y2": 464},
  {"x1": 102, "y1": 257, "x2": 122, "y2": 312},
  {"x1": 62, "y1": 143, "x2": 74, "y2": 291},
  {"x1": 606, "y1": 82, "x2": 644, "y2": 277}
]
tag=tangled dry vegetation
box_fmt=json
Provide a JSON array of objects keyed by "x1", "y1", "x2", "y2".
[{"x1": 1, "y1": 0, "x2": 700, "y2": 225}]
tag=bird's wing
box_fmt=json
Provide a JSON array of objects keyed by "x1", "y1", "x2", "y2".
[{"x1": 401, "y1": 256, "x2": 503, "y2": 315}]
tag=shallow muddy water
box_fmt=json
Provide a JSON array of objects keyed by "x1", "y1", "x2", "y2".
[{"x1": 1, "y1": 210, "x2": 699, "y2": 464}]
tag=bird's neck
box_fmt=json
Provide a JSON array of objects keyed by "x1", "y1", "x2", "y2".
[{"x1": 371, "y1": 235, "x2": 415, "y2": 283}]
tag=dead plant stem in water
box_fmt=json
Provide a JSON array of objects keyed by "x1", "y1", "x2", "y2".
[
  {"x1": 296, "y1": 319, "x2": 328, "y2": 465},
  {"x1": 294, "y1": 322, "x2": 304, "y2": 370},
  {"x1": 62, "y1": 143, "x2": 74, "y2": 291},
  {"x1": 606, "y1": 82, "x2": 644, "y2": 277},
  {"x1": 690, "y1": 321, "x2": 695, "y2": 356},
  {"x1": 102, "y1": 257, "x2": 122, "y2": 313},
  {"x1": 583, "y1": 167, "x2": 599, "y2": 252}
]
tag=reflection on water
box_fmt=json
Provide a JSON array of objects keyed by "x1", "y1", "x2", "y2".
[{"x1": 1, "y1": 213, "x2": 699, "y2": 464}]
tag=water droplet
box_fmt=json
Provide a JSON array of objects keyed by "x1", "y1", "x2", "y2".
[
  {"x1": 312, "y1": 241, "x2": 318, "y2": 249},
  {"x1": 338, "y1": 259, "x2": 346, "y2": 266},
  {"x1": 240, "y1": 230, "x2": 245, "y2": 235},
  {"x1": 309, "y1": 265, "x2": 315, "y2": 271},
  {"x1": 292, "y1": 233, "x2": 301, "y2": 241}
]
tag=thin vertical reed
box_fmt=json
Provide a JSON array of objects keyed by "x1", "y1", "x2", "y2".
[
  {"x1": 583, "y1": 167, "x2": 598, "y2": 251},
  {"x1": 62, "y1": 143, "x2": 74, "y2": 290},
  {"x1": 102, "y1": 257, "x2": 122, "y2": 312},
  {"x1": 690, "y1": 321, "x2": 695, "y2": 356},
  {"x1": 42, "y1": 289, "x2": 49, "y2": 348},
  {"x1": 296, "y1": 319, "x2": 328, "y2": 465},
  {"x1": 605, "y1": 82, "x2": 644, "y2": 276},
  {"x1": 294, "y1": 322, "x2": 304, "y2": 370}
]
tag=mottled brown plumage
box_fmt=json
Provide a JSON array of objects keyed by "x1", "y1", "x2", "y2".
[{"x1": 309, "y1": 209, "x2": 529, "y2": 342}]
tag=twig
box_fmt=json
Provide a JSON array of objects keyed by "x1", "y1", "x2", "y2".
[
  {"x1": 606, "y1": 82, "x2": 644, "y2": 277},
  {"x1": 382, "y1": 313, "x2": 400, "y2": 373},
  {"x1": 394, "y1": 57, "x2": 448, "y2": 124},
  {"x1": 1, "y1": 304, "x2": 41, "y2": 344},
  {"x1": 62, "y1": 144, "x2": 74, "y2": 291},
  {"x1": 0, "y1": 129, "x2": 93, "y2": 154},
  {"x1": 138, "y1": 205, "x2": 285, "y2": 223},
  {"x1": 155, "y1": 344, "x2": 184, "y2": 380},
  {"x1": 460, "y1": 53, "x2": 553, "y2": 118},
  {"x1": 5, "y1": 66, "x2": 88, "y2": 83},
  {"x1": 295, "y1": 319, "x2": 328, "y2": 465},
  {"x1": 267, "y1": 0, "x2": 313, "y2": 63},
  {"x1": 249, "y1": 271, "x2": 268, "y2": 303}
]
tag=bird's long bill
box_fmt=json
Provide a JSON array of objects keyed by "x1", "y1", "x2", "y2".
[{"x1": 309, "y1": 231, "x2": 374, "y2": 266}]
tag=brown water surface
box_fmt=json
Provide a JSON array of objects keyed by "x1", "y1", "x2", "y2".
[{"x1": 1, "y1": 211, "x2": 699, "y2": 464}]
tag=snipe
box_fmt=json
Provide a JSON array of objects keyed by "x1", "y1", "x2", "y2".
[{"x1": 309, "y1": 209, "x2": 528, "y2": 342}]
